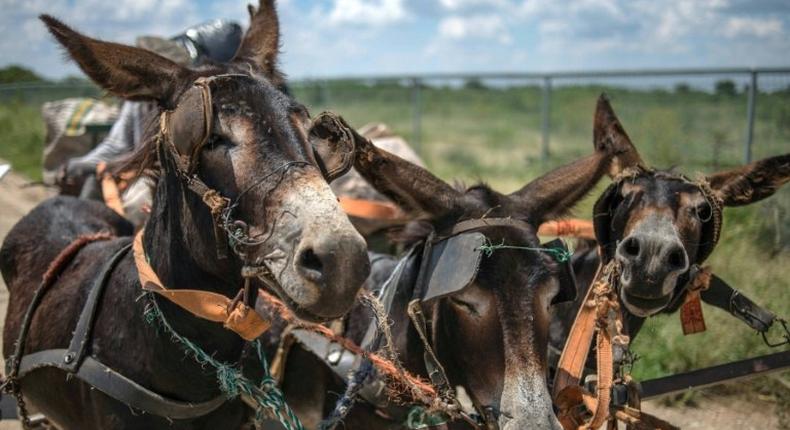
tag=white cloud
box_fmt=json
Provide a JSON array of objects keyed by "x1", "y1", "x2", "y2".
[
  {"x1": 439, "y1": 0, "x2": 511, "y2": 11},
  {"x1": 438, "y1": 14, "x2": 512, "y2": 44},
  {"x1": 722, "y1": 16, "x2": 783, "y2": 38},
  {"x1": 327, "y1": 0, "x2": 407, "y2": 26}
]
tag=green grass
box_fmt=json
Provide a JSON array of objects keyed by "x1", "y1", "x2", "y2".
[
  {"x1": 1, "y1": 82, "x2": 788, "y2": 405},
  {"x1": 0, "y1": 101, "x2": 45, "y2": 179}
]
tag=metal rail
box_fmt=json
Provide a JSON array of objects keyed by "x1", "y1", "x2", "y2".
[
  {"x1": 296, "y1": 66, "x2": 790, "y2": 163},
  {"x1": 640, "y1": 350, "x2": 790, "y2": 399},
  {"x1": 4, "y1": 67, "x2": 790, "y2": 162}
]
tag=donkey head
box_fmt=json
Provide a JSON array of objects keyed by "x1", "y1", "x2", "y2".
[
  {"x1": 344, "y1": 97, "x2": 637, "y2": 429},
  {"x1": 593, "y1": 101, "x2": 790, "y2": 317},
  {"x1": 41, "y1": 0, "x2": 369, "y2": 321}
]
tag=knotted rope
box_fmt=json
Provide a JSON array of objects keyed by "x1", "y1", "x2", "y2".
[{"x1": 256, "y1": 290, "x2": 441, "y2": 405}]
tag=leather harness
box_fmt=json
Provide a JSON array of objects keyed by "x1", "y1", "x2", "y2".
[
  {"x1": 2, "y1": 74, "x2": 306, "y2": 422},
  {"x1": 5, "y1": 238, "x2": 229, "y2": 420},
  {"x1": 551, "y1": 169, "x2": 785, "y2": 429}
]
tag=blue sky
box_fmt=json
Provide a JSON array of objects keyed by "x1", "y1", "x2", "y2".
[{"x1": 2, "y1": 0, "x2": 789, "y2": 80}]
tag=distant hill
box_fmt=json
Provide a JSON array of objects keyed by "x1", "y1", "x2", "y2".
[{"x1": 0, "y1": 65, "x2": 45, "y2": 84}]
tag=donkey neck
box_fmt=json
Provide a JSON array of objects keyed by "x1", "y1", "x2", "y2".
[
  {"x1": 140, "y1": 168, "x2": 247, "y2": 361},
  {"x1": 144, "y1": 169, "x2": 242, "y2": 295}
]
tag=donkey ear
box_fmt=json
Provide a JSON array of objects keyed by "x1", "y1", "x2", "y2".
[
  {"x1": 593, "y1": 94, "x2": 644, "y2": 177},
  {"x1": 232, "y1": 0, "x2": 282, "y2": 81},
  {"x1": 341, "y1": 118, "x2": 461, "y2": 217},
  {"x1": 706, "y1": 153, "x2": 790, "y2": 206},
  {"x1": 509, "y1": 95, "x2": 641, "y2": 226},
  {"x1": 309, "y1": 112, "x2": 355, "y2": 182},
  {"x1": 40, "y1": 15, "x2": 193, "y2": 106}
]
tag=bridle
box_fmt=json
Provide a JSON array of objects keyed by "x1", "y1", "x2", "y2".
[
  {"x1": 156, "y1": 73, "x2": 315, "y2": 278},
  {"x1": 594, "y1": 166, "x2": 724, "y2": 265}
]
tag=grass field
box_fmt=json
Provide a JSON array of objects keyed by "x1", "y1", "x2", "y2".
[{"x1": 1, "y1": 82, "x2": 788, "y2": 411}]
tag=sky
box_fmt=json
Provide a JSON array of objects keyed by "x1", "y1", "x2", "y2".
[{"x1": 1, "y1": 0, "x2": 789, "y2": 81}]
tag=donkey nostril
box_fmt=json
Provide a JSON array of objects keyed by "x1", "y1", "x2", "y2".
[
  {"x1": 298, "y1": 248, "x2": 323, "y2": 281},
  {"x1": 667, "y1": 248, "x2": 686, "y2": 269},
  {"x1": 300, "y1": 248, "x2": 323, "y2": 271},
  {"x1": 623, "y1": 237, "x2": 640, "y2": 258}
]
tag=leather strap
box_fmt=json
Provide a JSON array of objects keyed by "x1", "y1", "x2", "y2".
[
  {"x1": 538, "y1": 219, "x2": 595, "y2": 240},
  {"x1": 339, "y1": 197, "x2": 404, "y2": 220},
  {"x1": 15, "y1": 350, "x2": 226, "y2": 419},
  {"x1": 701, "y1": 274, "x2": 777, "y2": 333},
  {"x1": 96, "y1": 162, "x2": 125, "y2": 216},
  {"x1": 65, "y1": 242, "x2": 132, "y2": 372},
  {"x1": 133, "y1": 231, "x2": 270, "y2": 341},
  {"x1": 553, "y1": 263, "x2": 604, "y2": 398},
  {"x1": 554, "y1": 260, "x2": 628, "y2": 430},
  {"x1": 444, "y1": 217, "x2": 534, "y2": 238}
]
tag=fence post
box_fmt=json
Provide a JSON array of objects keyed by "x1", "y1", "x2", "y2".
[
  {"x1": 411, "y1": 78, "x2": 422, "y2": 155},
  {"x1": 541, "y1": 76, "x2": 552, "y2": 161},
  {"x1": 744, "y1": 70, "x2": 757, "y2": 164}
]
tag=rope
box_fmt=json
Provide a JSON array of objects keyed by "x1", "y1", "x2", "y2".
[
  {"x1": 143, "y1": 294, "x2": 304, "y2": 430},
  {"x1": 478, "y1": 238, "x2": 572, "y2": 263},
  {"x1": 317, "y1": 292, "x2": 456, "y2": 430},
  {"x1": 256, "y1": 289, "x2": 442, "y2": 405},
  {"x1": 318, "y1": 360, "x2": 374, "y2": 430}
]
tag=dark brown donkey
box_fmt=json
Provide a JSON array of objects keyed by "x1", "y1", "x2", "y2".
[
  {"x1": 1, "y1": 2, "x2": 369, "y2": 429},
  {"x1": 550, "y1": 98, "x2": 790, "y2": 354},
  {"x1": 272, "y1": 98, "x2": 642, "y2": 430}
]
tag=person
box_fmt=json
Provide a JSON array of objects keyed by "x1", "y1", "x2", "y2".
[{"x1": 54, "y1": 19, "x2": 243, "y2": 227}]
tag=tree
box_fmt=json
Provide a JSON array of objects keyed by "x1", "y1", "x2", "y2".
[
  {"x1": 0, "y1": 65, "x2": 44, "y2": 84},
  {"x1": 463, "y1": 78, "x2": 487, "y2": 90},
  {"x1": 714, "y1": 79, "x2": 737, "y2": 97}
]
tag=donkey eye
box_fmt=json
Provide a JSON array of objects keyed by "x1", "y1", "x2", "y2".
[
  {"x1": 449, "y1": 297, "x2": 479, "y2": 316},
  {"x1": 695, "y1": 203, "x2": 712, "y2": 222},
  {"x1": 207, "y1": 134, "x2": 234, "y2": 149}
]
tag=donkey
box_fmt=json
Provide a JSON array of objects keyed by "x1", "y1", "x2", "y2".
[
  {"x1": 550, "y1": 98, "x2": 790, "y2": 353},
  {"x1": 271, "y1": 96, "x2": 643, "y2": 430},
  {"x1": 1, "y1": 2, "x2": 369, "y2": 428}
]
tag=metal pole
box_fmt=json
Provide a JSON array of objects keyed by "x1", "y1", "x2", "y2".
[
  {"x1": 541, "y1": 76, "x2": 552, "y2": 161},
  {"x1": 744, "y1": 71, "x2": 757, "y2": 164},
  {"x1": 411, "y1": 78, "x2": 422, "y2": 155}
]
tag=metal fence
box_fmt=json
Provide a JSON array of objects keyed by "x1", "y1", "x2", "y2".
[
  {"x1": 288, "y1": 67, "x2": 790, "y2": 166},
  {"x1": 2, "y1": 67, "x2": 789, "y2": 174}
]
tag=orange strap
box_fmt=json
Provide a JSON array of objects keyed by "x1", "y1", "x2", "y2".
[
  {"x1": 538, "y1": 219, "x2": 595, "y2": 240},
  {"x1": 96, "y1": 162, "x2": 125, "y2": 216},
  {"x1": 553, "y1": 263, "x2": 604, "y2": 399},
  {"x1": 554, "y1": 260, "x2": 625, "y2": 430},
  {"x1": 339, "y1": 197, "x2": 404, "y2": 220},
  {"x1": 132, "y1": 231, "x2": 270, "y2": 340}
]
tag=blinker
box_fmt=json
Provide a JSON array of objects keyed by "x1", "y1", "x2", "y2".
[{"x1": 421, "y1": 233, "x2": 486, "y2": 302}]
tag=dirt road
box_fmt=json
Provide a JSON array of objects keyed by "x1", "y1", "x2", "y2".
[{"x1": 0, "y1": 164, "x2": 782, "y2": 429}]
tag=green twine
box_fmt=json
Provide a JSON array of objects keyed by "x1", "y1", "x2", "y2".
[
  {"x1": 143, "y1": 294, "x2": 304, "y2": 430},
  {"x1": 478, "y1": 239, "x2": 572, "y2": 263},
  {"x1": 405, "y1": 406, "x2": 449, "y2": 429}
]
